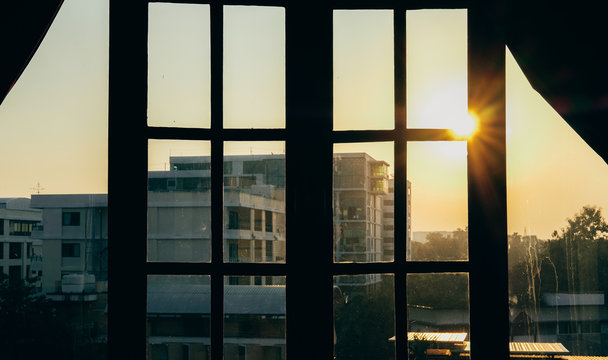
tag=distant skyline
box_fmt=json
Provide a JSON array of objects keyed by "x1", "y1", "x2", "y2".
[{"x1": 1, "y1": 1, "x2": 607, "y2": 239}]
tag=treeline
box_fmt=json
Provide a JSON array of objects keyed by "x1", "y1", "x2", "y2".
[{"x1": 509, "y1": 206, "x2": 608, "y2": 306}]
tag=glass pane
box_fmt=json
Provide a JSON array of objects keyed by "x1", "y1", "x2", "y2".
[
  {"x1": 148, "y1": 3, "x2": 211, "y2": 128},
  {"x1": 406, "y1": 10, "x2": 468, "y2": 130},
  {"x1": 333, "y1": 142, "x2": 393, "y2": 263},
  {"x1": 223, "y1": 6, "x2": 285, "y2": 129},
  {"x1": 224, "y1": 142, "x2": 286, "y2": 263},
  {"x1": 224, "y1": 277, "x2": 286, "y2": 359},
  {"x1": 506, "y1": 50, "x2": 608, "y2": 356},
  {"x1": 407, "y1": 273, "x2": 470, "y2": 358},
  {"x1": 334, "y1": 275, "x2": 395, "y2": 359},
  {"x1": 0, "y1": 0, "x2": 108, "y2": 357},
  {"x1": 148, "y1": 140, "x2": 211, "y2": 262},
  {"x1": 333, "y1": 10, "x2": 394, "y2": 130},
  {"x1": 407, "y1": 141, "x2": 468, "y2": 261},
  {"x1": 147, "y1": 275, "x2": 210, "y2": 359}
]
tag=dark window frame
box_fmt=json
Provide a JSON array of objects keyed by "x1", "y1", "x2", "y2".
[
  {"x1": 9, "y1": 242, "x2": 21, "y2": 259},
  {"x1": 62, "y1": 211, "x2": 80, "y2": 226},
  {"x1": 62, "y1": 243, "x2": 81, "y2": 258},
  {"x1": 108, "y1": 1, "x2": 507, "y2": 359}
]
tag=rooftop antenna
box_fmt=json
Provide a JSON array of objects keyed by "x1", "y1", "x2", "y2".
[{"x1": 31, "y1": 182, "x2": 45, "y2": 194}]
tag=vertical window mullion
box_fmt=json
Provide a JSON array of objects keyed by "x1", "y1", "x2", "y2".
[
  {"x1": 393, "y1": 7, "x2": 408, "y2": 360},
  {"x1": 285, "y1": 4, "x2": 334, "y2": 359},
  {"x1": 209, "y1": 2, "x2": 224, "y2": 360},
  {"x1": 108, "y1": 1, "x2": 148, "y2": 359},
  {"x1": 467, "y1": 2, "x2": 508, "y2": 359}
]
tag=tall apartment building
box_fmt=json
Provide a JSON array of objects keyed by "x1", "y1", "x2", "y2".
[
  {"x1": 381, "y1": 179, "x2": 412, "y2": 262},
  {"x1": 333, "y1": 153, "x2": 390, "y2": 288},
  {"x1": 0, "y1": 198, "x2": 42, "y2": 284}
]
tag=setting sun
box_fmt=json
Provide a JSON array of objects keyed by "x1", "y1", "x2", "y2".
[{"x1": 451, "y1": 112, "x2": 479, "y2": 138}]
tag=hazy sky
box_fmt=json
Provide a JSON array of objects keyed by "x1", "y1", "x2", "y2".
[{"x1": 1, "y1": 1, "x2": 607, "y2": 239}]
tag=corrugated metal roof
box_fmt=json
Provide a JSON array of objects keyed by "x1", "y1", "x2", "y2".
[
  {"x1": 407, "y1": 332, "x2": 468, "y2": 342},
  {"x1": 147, "y1": 284, "x2": 285, "y2": 315},
  {"x1": 509, "y1": 342, "x2": 569, "y2": 354}
]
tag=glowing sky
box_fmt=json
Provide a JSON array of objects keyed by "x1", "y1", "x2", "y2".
[{"x1": 1, "y1": 0, "x2": 607, "y2": 239}]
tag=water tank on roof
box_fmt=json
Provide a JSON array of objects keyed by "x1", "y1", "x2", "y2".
[{"x1": 61, "y1": 273, "x2": 96, "y2": 294}]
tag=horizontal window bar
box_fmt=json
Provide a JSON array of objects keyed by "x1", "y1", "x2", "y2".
[{"x1": 147, "y1": 127, "x2": 287, "y2": 140}]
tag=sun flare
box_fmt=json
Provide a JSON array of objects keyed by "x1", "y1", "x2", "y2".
[{"x1": 451, "y1": 112, "x2": 479, "y2": 138}]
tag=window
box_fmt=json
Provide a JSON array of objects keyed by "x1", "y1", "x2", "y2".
[
  {"x1": 9, "y1": 242, "x2": 21, "y2": 259},
  {"x1": 265, "y1": 210, "x2": 273, "y2": 232},
  {"x1": 62, "y1": 211, "x2": 80, "y2": 226},
  {"x1": 9, "y1": 265, "x2": 21, "y2": 284},
  {"x1": 9, "y1": 220, "x2": 35, "y2": 236},
  {"x1": 62, "y1": 243, "x2": 80, "y2": 258},
  {"x1": 109, "y1": 2, "x2": 508, "y2": 359},
  {"x1": 253, "y1": 209, "x2": 262, "y2": 231},
  {"x1": 0, "y1": 219, "x2": 3, "y2": 235}
]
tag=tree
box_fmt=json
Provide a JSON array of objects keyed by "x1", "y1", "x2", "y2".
[
  {"x1": 410, "y1": 228, "x2": 468, "y2": 261},
  {"x1": 0, "y1": 274, "x2": 72, "y2": 359},
  {"x1": 544, "y1": 206, "x2": 608, "y2": 294},
  {"x1": 334, "y1": 277, "x2": 395, "y2": 360},
  {"x1": 508, "y1": 206, "x2": 608, "y2": 343}
]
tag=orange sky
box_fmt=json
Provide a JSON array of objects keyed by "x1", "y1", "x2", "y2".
[{"x1": 1, "y1": 1, "x2": 606, "y2": 239}]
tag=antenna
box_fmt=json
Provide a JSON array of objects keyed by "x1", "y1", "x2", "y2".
[{"x1": 31, "y1": 182, "x2": 45, "y2": 194}]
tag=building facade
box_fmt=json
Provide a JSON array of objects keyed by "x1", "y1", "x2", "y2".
[
  {"x1": 0, "y1": 198, "x2": 42, "y2": 284},
  {"x1": 148, "y1": 155, "x2": 286, "y2": 286}
]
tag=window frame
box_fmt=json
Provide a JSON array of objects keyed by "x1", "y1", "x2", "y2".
[{"x1": 108, "y1": 1, "x2": 507, "y2": 359}]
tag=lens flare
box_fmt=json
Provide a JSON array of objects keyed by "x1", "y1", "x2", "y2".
[{"x1": 451, "y1": 112, "x2": 479, "y2": 138}]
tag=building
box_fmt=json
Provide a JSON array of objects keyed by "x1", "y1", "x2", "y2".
[
  {"x1": 382, "y1": 178, "x2": 412, "y2": 261},
  {"x1": 147, "y1": 278, "x2": 286, "y2": 360},
  {"x1": 148, "y1": 154, "x2": 286, "y2": 286},
  {"x1": 30, "y1": 194, "x2": 108, "y2": 295},
  {"x1": 149, "y1": 152, "x2": 402, "y2": 287},
  {"x1": 0, "y1": 198, "x2": 42, "y2": 284},
  {"x1": 333, "y1": 152, "x2": 389, "y2": 287},
  {"x1": 30, "y1": 194, "x2": 108, "y2": 350}
]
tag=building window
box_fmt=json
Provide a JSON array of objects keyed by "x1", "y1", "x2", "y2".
[
  {"x1": 109, "y1": 3, "x2": 509, "y2": 359},
  {"x1": 62, "y1": 243, "x2": 80, "y2": 258},
  {"x1": 9, "y1": 242, "x2": 21, "y2": 259},
  {"x1": 0, "y1": 219, "x2": 4, "y2": 235},
  {"x1": 253, "y1": 209, "x2": 262, "y2": 231},
  {"x1": 9, "y1": 220, "x2": 34, "y2": 236},
  {"x1": 62, "y1": 211, "x2": 80, "y2": 226},
  {"x1": 8, "y1": 265, "x2": 21, "y2": 284}
]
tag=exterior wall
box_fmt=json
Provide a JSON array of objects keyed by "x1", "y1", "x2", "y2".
[
  {"x1": 30, "y1": 194, "x2": 108, "y2": 294},
  {"x1": 148, "y1": 156, "x2": 286, "y2": 286},
  {"x1": 333, "y1": 153, "x2": 389, "y2": 287},
  {"x1": 0, "y1": 198, "x2": 42, "y2": 284}
]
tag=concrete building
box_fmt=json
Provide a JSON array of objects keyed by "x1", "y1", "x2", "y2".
[
  {"x1": 30, "y1": 194, "x2": 108, "y2": 297},
  {"x1": 147, "y1": 278, "x2": 285, "y2": 360},
  {"x1": 0, "y1": 198, "x2": 42, "y2": 284},
  {"x1": 149, "y1": 152, "x2": 401, "y2": 287},
  {"x1": 381, "y1": 178, "x2": 412, "y2": 261},
  {"x1": 28, "y1": 194, "x2": 108, "y2": 352},
  {"x1": 333, "y1": 152, "x2": 390, "y2": 287},
  {"x1": 333, "y1": 152, "x2": 389, "y2": 263},
  {"x1": 148, "y1": 155, "x2": 286, "y2": 286}
]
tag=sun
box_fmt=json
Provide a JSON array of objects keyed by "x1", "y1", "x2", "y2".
[{"x1": 451, "y1": 111, "x2": 479, "y2": 138}]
